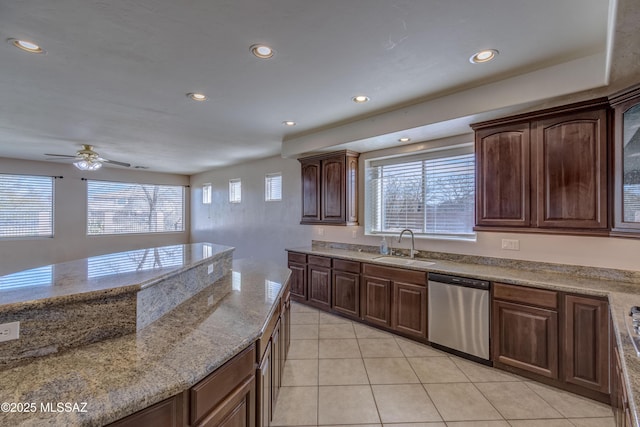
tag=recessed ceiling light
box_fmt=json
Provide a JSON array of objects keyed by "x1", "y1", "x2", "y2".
[
  {"x1": 282, "y1": 121, "x2": 296, "y2": 126},
  {"x1": 398, "y1": 137, "x2": 411, "y2": 143},
  {"x1": 470, "y1": 49, "x2": 499, "y2": 64},
  {"x1": 352, "y1": 95, "x2": 370, "y2": 103},
  {"x1": 187, "y1": 92, "x2": 208, "y2": 101},
  {"x1": 251, "y1": 44, "x2": 274, "y2": 59},
  {"x1": 9, "y1": 38, "x2": 45, "y2": 54}
]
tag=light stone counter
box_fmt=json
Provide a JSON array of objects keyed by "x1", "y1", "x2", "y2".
[
  {"x1": 288, "y1": 243, "x2": 640, "y2": 427},
  {"x1": 0, "y1": 258, "x2": 290, "y2": 426}
]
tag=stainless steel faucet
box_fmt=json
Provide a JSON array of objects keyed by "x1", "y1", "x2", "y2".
[{"x1": 398, "y1": 229, "x2": 416, "y2": 258}]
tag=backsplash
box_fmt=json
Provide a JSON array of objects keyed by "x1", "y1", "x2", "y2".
[{"x1": 311, "y1": 240, "x2": 640, "y2": 284}]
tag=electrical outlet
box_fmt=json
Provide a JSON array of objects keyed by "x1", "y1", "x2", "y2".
[
  {"x1": 0, "y1": 321, "x2": 20, "y2": 342},
  {"x1": 317, "y1": 227, "x2": 324, "y2": 236},
  {"x1": 351, "y1": 230, "x2": 357, "y2": 239},
  {"x1": 207, "y1": 295, "x2": 214, "y2": 306},
  {"x1": 501, "y1": 239, "x2": 520, "y2": 251},
  {"x1": 207, "y1": 264, "x2": 214, "y2": 274}
]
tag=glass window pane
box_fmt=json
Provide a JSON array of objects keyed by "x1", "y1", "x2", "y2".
[
  {"x1": 0, "y1": 174, "x2": 54, "y2": 238},
  {"x1": 87, "y1": 180, "x2": 184, "y2": 235},
  {"x1": 229, "y1": 179, "x2": 241, "y2": 203},
  {"x1": 265, "y1": 173, "x2": 282, "y2": 201},
  {"x1": 623, "y1": 103, "x2": 640, "y2": 223}
]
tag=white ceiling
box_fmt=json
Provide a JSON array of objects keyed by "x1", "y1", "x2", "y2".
[{"x1": 0, "y1": 0, "x2": 613, "y2": 174}]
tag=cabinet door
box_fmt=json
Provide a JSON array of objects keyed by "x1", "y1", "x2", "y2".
[
  {"x1": 282, "y1": 292, "x2": 291, "y2": 361},
  {"x1": 308, "y1": 265, "x2": 331, "y2": 309},
  {"x1": 257, "y1": 342, "x2": 272, "y2": 427},
  {"x1": 300, "y1": 159, "x2": 321, "y2": 223},
  {"x1": 535, "y1": 109, "x2": 608, "y2": 229},
  {"x1": 271, "y1": 320, "x2": 281, "y2": 410},
  {"x1": 492, "y1": 300, "x2": 558, "y2": 379},
  {"x1": 392, "y1": 282, "x2": 427, "y2": 340},
  {"x1": 332, "y1": 270, "x2": 360, "y2": 319},
  {"x1": 563, "y1": 295, "x2": 610, "y2": 393},
  {"x1": 476, "y1": 123, "x2": 531, "y2": 227},
  {"x1": 288, "y1": 262, "x2": 307, "y2": 300},
  {"x1": 108, "y1": 393, "x2": 186, "y2": 427},
  {"x1": 361, "y1": 276, "x2": 392, "y2": 328},
  {"x1": 321, "y1": 155, "x2": 346, "y2": 222},
  {"x1": 196, "y1": 376, "x2": 256, "y2": 427}
]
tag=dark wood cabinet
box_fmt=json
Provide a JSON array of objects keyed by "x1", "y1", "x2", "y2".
[
  {"x1": 299, "y1": 150, "x2": 359, "y2": 225},
  {"x1": 492, "y1": 283, "x2": 559, "y2": 379},
  {"x1": 612, "y1": 340, "x2": 633, "y2": 427},
  {"x1": 473, "y1": 98, "x2": 610, "y2": 234},
  {"x1": 493, "y1": 299, "x2": 559, "y2": 379},
  {"x1": 563, "y1": 294, "x2": 610, "y2": 394},
  {"x1": 476, "y1": 123, "x2": 531, "y2": 227},
  {"x1": 332, "y1": 259, "x2": 361, "y2": 319},
  {"x1": 257, "y1": 341, "x2": 272, "y2": 427},
  {"x1": 190, "y1": 345, "x2": 257, "y2": 427},
  {"x1": 361, "y1": 275, "x2": 392, "y2": 328},
  {"x1": 108, "y1": 393, "x2": 187, "y2": 427},
  {"x1": 300, "y1": 159, "x2": 321, "y2": 223},
  {"x1": 535, "y1": 110, "x2": 608, "y2": 229},
  {"x1": 307, "y1": 255, "x2": 331, "y2": 309},
  {"x1": 361, "y1": 263, "x2": 427, "y2": 339},
  {"x1": 392, "y1": 281, "x2": 427, "y2": 340},
  {"x1": 287, "y1": 252, "x2": 307, "y2": 301}
]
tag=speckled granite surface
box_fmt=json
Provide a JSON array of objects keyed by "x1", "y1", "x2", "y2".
[
  {"x1": 289, "y1": 244, "x2": 640, "y2": 427},
  {"x1": 0, "y1": 243, "x2": 233, "y2": 366},
  {"x1": 0, "y1": 258, "x2": 290, "y2": 427}
]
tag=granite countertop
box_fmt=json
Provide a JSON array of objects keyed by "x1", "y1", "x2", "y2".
[
  {"x1": 0, "y1": 258, "x2": 290, "y2": 427},
  {"x1": 288, "y1": 245, "x2": 640, "y2": 426},
  {"x1": 0, "y1": 242, "x2": 235, "y2": 309}
]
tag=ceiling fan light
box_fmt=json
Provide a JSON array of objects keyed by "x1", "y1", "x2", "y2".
[{"x1": 74, "y1": 160, "x2": 102, "y2": 171}]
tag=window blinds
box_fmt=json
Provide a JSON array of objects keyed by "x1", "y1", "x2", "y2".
[
  {"x1": 87, "y1": 180, "x2": 184, "y2": 235},
  {"x1": 265, "y1": 173, "x2": 282, "y2": 201},
  {"x1": 0, "y1": 174, "x2": 54, "y2": 238},
  {"x1": 366, "y1": 148, "x2": 475, "y2": 237}
]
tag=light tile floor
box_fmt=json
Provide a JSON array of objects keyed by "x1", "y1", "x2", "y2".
[{"x1": 271, "y1": 302, "x2": 615, "y2": 427}]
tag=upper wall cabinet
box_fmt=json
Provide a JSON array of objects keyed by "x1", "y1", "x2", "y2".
[
  {"x1": 299, "y1": 150, "x2": 359, "y2": 226},
  {"x1": 610, "y1": 84, "x2": 640, "y2": 236},
  {"x1": 472, "y1": 98, "x2": 610, "y2": 235}
]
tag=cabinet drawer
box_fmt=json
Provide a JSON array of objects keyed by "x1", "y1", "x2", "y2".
[
  {"x1": 190, "y1": 344, "x2": 256, "y2": 426},
  {"x1": 363, "y1": 263, "x2": 426, "y2": 285},
  {"x1": 333, "y1": 259, "x2": 360, "y2": 273},
  {"x1": 288, "y1": 252, "x2": 307, "y2": 264},
  {"x1": 308, "y1": 255, "x2": 331, "y2": 268},
  {"x1": 494, "y1": 283, "x2": 557, "y2": 309}
]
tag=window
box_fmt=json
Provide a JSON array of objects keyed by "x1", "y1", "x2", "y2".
[
  {"x1": 229, "y1": 179, "x2": 241, "y2": 203},
  {"x1": 87, "y1": 180, "x2": 184, "y2": 235},
  {"x1": 265, "y1": 173, "x2": 282, "y2": 201},
  {"x1": 0, "y1": 174, "x2": 54, "y2": 238},
  {"x1": 365, "y1": 147, "x2": 475, "y2": 238},
  {"x1": 202, "y1": 183, "x2": 212, "y2": 204}
]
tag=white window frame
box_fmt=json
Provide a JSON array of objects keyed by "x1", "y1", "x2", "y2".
[
  {"x1": 364, "y1": 144, "x2": 476, "y2": 240},
  {"x1": 265, "y1": 172, "x2": 282, "y2": 202},
  {"x1": 202, "y1": 183, "x2": 212, "y2": 204},
  {"x1": 0, "y1": 173, "x2": 54, "y2": 239},
  {"x1": 229, "y1": 179, "x2": 241, "y2": 203},
  {"x1": 86, "y1": 180, "x2": 185, "y2": 235}
]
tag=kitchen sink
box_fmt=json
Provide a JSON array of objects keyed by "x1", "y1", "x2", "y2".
[{"x1": 371, "y1": 256, "x2": 436, "y2": 268}]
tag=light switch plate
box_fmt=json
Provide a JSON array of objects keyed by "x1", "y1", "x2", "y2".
[
  {"x1": 207, "y1": 264, "x2": 214, "y2": 274},
  {"x1": 0, "y1": 321, "x2": 20, "y2": 342}
]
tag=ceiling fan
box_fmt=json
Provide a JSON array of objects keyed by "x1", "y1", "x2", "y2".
[{"x1": 45, "y1": 145, "x2": 131, "y2": 171}]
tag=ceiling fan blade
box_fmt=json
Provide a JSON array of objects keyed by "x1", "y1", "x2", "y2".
[
  {"x1": 44, "y1": 153, "x2": 77, "y2": 158},
  {"x1": 102, "y1": 159, "x2": 131, "y2": 168}
]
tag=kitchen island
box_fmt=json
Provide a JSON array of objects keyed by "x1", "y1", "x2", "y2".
[{"x1": 0, "y1": 244, "x2": 291, "y2": 426}]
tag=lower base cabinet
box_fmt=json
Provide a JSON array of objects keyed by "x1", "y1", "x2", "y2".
[{"x1": 108, "y1": 392, "x2": 188, "y2": 427}]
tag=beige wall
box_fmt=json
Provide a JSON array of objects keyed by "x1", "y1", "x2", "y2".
[{"x1": 0, "y1": 158, "x2": 190, "y2": 276}]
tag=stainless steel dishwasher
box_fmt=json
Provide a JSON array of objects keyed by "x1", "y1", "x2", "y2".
[{"x1": 428, "y1": 272, "x2": 491, "y2": 364}]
